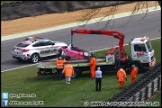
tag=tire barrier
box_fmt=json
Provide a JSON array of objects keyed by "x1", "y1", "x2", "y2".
[{"x1": 107, "y1": 62, "x2": 161, "y2": 107}]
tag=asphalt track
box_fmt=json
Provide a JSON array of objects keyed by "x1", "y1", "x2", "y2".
[{"x1": 1, "y1": 7, "x2": 161, "y2": 72}]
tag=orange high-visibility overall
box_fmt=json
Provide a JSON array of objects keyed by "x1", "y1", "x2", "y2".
[
  {"x1": 130, "y1": 67, "x2": 138, "y2": 83},
  {"x1": 62, "y1": 64, "x2": 74, "y2": 77},
  {"x1": 117, "y1": 68, "x2": 127, "y2": 89},
  {"x1": 90, "y1": 57, "x2": 96, "y2": 79},
  {"x1": 56, "y1": 59, "x2": 66, "y2": 69}
]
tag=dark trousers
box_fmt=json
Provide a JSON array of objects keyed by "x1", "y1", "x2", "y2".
[
  {"x1": 96, "y1": 78, "x2": 102, "y2": 91},
  {"x1": 56, "y1": 68, "x2": 63, "y2": 80},
  {"x1": 115, "y1": 63, "x2": 120, "y2": 71}
]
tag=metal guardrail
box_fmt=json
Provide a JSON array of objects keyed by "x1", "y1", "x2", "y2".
[{"x1": 107, "y1": 62, "x2": 161, "y2": 107}]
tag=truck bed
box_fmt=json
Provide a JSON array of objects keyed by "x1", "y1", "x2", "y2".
[
  {"x1": 35, "y1": 58, "x2": 116, "y2": 78},
  {"x1": 36, "y1": 58, "x2": 107, "y2": 69}
]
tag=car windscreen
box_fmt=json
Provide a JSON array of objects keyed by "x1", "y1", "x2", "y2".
[{"x1": 16, "y1": 42, "x2": 30, "y2": 47}]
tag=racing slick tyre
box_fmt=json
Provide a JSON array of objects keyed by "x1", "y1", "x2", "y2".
[
  {"x1": 71, "y1": 68, "x2": 82, "y2": 78},
  {"x1": 31, "y1": 53, "x2": 40, "y2": 63}
]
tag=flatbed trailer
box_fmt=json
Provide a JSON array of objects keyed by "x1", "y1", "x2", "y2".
[
  {"x1": 35, "y1": 58, "x2": 116, "y2": 78},
  {"x1": 35, "y1": 58, "x2": 144, "y2": 78}
]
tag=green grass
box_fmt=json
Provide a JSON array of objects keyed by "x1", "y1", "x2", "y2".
[
  {"x1": 149, "y1": 92, "x2": 161, "y2": 107},
  {"x1": 1, "y1": 39, "x2": 161, "y2": 107},
  {"x1": 1, "y1": 68, "x2": 143, "y2": 107},
  {"x1": 1, "y1": 1, "x2": 19, "y2": 4},
  {"x1": 151, "y1": 92, "x2": 161, "y2": 102},
  {"x1": 143, "y1": 92, "x2": 161, "y2": 107}
]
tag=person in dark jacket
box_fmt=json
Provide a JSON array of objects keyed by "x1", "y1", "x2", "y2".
[
  {"x1": 115, "y1": 53, "x2": 121, "y2": 71},
  {"x1": 55, "y1": 57, "x2": 66, "y2": 80}
]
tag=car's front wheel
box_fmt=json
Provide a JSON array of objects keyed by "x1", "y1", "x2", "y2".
[{"x1": 31, "y1": 53, "x2": 40, "y2": 63}]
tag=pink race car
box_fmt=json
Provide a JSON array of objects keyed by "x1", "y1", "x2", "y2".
[{"x1": 60, "y1": 44, "x2": 92, "y2": 61}]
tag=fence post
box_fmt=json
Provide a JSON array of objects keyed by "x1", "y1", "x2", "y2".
[
  {"x1": 157, "y1": 75, "x2": 161, "y2": 91},
  {"x1": 145, "y1": 86, "x2": 149, "y2": 100},
  {"x1": 139, "y1": 91, "x2": 142, "y2": 101},
  {"x1": 151, "y1": 81, "x2": 154, "y2": 96}
]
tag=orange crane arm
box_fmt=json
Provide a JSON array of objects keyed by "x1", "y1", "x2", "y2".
[{"x1": 71, "y1": 29, "x2": 125, "y2": 59}]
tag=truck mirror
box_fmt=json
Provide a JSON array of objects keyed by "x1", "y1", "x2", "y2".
[{"x1": 129, "y1": 42, "x2": 131, "y2": 45}]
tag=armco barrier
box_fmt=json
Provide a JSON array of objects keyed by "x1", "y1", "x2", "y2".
[{"x1": 107, "y1": 62, "x2": 161, "y2": 107}]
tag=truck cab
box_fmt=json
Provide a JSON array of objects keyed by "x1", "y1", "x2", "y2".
[{"x1": 130, "y1": 36, "x2": 156, "y2": 67}]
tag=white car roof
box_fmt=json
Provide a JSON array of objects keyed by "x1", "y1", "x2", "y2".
[{"x1": 19, "y1": 36, "x2": 67, "y2": 46}]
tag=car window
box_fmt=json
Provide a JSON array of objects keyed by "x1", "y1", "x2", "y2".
[
  {"x1": 33, "y1": 41, "x2": 45, "y2": 47},
  {"x1": 44, "y1": 41, "x2": 55, "y2": 46},
  {"x1": 134, "y1": 44, "x2": 146, "y2": 52},
  {"x1": 17, "y1": 43, "x2": 29, "y2": 47}
]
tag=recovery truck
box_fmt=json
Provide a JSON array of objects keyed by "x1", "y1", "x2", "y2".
[{"x1": 35, "y1": 29, "x2": 156, "y2": 78}]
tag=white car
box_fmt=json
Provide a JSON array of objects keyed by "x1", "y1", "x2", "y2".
[{"x1": 12, "y1": 36, "x2": 67, "y2": 63}]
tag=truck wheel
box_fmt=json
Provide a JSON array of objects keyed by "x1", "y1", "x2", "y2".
[
  {"x1": 71, "y1": 68, "x2": 82, "y2": 78},
  {"x1": 134, "y1": 63, "x2": 142, "y2": 73},
  {"x1": 125, "y1": 59, "x2": 133, "y2": 73},
  {"x1": 31, "y1": 53, "x2": 40, "y2": 63}
]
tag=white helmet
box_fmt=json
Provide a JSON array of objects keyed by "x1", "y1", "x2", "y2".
[{"x1": 97, "y1": 67, "x2": 100, "y2": 70}]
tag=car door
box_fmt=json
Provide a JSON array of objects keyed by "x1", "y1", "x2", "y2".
[
  {"x1": 41, "y1": 40, "x2": 55, "y2": 57},
  {"x1": 132, "y1": 43, "x2": 148, "y2": 63},
  {"x1": 49, "y1": 41, "x2": 59, "y2": 56},
  {"x1": 32, "y1": 41, "x2": 50, "y2": 57},
  {"x1": 44, "y1": 40, "x2": 57, "y2": 56}
]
